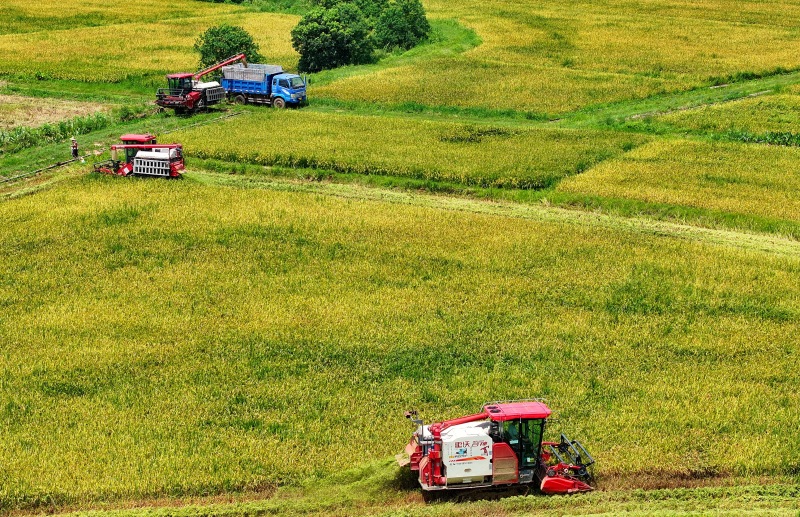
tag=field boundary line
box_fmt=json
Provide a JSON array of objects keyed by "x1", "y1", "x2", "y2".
[{"x1": 192, "y1": 171, "x2": 800, "y2": 259}]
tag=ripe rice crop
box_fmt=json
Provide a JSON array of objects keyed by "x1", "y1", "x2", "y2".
[
  {"x1": 557, "y1": 139, "x2": 800, "y2": 223},
  {"x1": 1, "y1": 176, "x2": 799, "y2": 509},
  {"x1": 0, "y1": 13, "x2": 299, "y2": 82},
  {"x1": 0, "y1": 0, "x2": 240, "y2": 35},
  {"x1": 316, "y1": 0, "x2": 800, "y2": 113},
  {"x1": 176, "y1": 111, "x2": 645, "y2": 189},
  {"x1": 655, "y1": 93, "x2": 800, "y2": 135}
]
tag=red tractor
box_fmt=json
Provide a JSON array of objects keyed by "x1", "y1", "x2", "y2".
[
  {"x1": 398, "y1": 401, "x2": 594, "y2": 495},
  {"x1": 156, "y1": 54, "x2": 247, "y2": 114},
  {"x1": 94, "y1": 134, "x2": 185, "y2": 178}
]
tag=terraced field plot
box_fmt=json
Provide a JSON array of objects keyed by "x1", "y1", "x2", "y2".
[
  {"x1": 653, "y1": 92, "x2": 800, "y2": 134},
  {"x1": 1, "y1": 176, "x2": 800, "y2": 509},
  {"x1": 314, "y1": 0, "x2": 800, "y2": 113},
  {"x1": 0, "y1": 10, "x2": 299, "y2": 82},
  {"x1": 558, "y1": 139, "x2": 800, "y2": 224},
  {"x1": 176, "y1": 110, "x2": 646, "y2": 188},
  {"x1": 0, "y1": 0, "x2": 239, "y2": 35}
]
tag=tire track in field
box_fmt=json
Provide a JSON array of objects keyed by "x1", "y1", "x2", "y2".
[{"x1": 190, "y1": 171, "x2": 800, "y2": 259}]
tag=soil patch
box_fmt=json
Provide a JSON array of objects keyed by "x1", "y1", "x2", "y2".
[{"x1": 0, "y1": 94, "x2": 112, "y2": 130}]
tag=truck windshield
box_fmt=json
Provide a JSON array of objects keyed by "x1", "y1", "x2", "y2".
[{"x1": 289, "y1": 77, "x2": 305, "y2": 89}]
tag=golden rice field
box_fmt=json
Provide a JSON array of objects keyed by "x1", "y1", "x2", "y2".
[
  {"x1": 557, "y1": 139, "x2": 800, "y2": 223},
  {"x1": 5, "y1": 0, "x2": 800, "y2": 513},
  {"x1": 175, "y1": 110, "x2": 646, "y2": 188},
  {"x1": 0, "y1": 10, "x2": 299, "y2": 82},
  {"x1": 4, "y1": 0, "x2": 800, "y2": 113},
  {"x1": 1, "y1": 175, "x2": 799, "y2": 509},
  {"x1": 316, "y1": 0, "x2": 800, "y2": 113},
  {"x1": 0, "y1": 0, "x2": 240, "y2": 34},
  {"x1": 654, "y1": 93, "x2": 800, "y2": 134}
]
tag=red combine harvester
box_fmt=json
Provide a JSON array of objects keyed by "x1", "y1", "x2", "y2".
[
  {"x1": 94, "y1": 134, "x2": 185, "y2": 178},
  {"x1": 156, "y1": 54, "x2": 247, "y2": 113},
  {"x1": 398, "y1": 401, "x2": 594, "y2": 495}
]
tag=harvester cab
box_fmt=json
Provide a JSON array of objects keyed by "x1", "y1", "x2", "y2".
[
  {"x1": 165, "y1": 74, "x2": 194, "y2": 96},
  {"x1": 94, "y1": 134, "x2": 185, "y2": 178},
  {"x1": 398, "y1": 401, "x2": 594, "y2": 495}
]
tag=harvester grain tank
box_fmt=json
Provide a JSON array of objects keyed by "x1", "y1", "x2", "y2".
[
  {"x1": 156, "y1": 54, "x2": 248, "y2": 113},
  {"x1": 221, "y1": 63, "x2": 307, "y2": 107},
  {"x1": 398, "y1": 401, "x2": 594, "y2": 494},
  {"x1": 94, "y1": 134, "x2": 185, "y2": 178}
]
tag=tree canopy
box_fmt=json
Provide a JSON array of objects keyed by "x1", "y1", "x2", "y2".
[
  {"x1": 291, "y1": 3, "x2": 374, "y2": 72},
  {"x1": 374, "y1": 0, "x2": 430, "y2": 51},
  {"x1": 194, "y1": 25, "x2": 264, "y2": 70},
  {"x1": 292, "y1": 0, "x2": 430, "y2": 72}
]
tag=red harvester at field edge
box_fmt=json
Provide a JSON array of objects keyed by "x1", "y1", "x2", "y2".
[
  {"x1": 398, "y1": 401, "x2": 594, "y2": 495},
  {"x1": 156, "y1": 54, "x2": 248, "y2": 114},
  {"x1": 94, "y1": 134, "x2": 185, "y2": 178}
]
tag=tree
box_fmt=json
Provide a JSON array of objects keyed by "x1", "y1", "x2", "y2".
[
  {"x1": 193, "y1": 25, "x2": 264, "y2": 70},
  {"x1": 374, "y1": 0, "x2": 430, "y2": 51},
  {"x1": 312, "y1": 0, "x2": 387, "y2": 20},
  {"x1": 291, "y1": 3, "x2": 374, "y2": 72}
]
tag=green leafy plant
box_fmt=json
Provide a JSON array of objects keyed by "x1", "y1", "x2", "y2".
[
  {"x1": 374, "y1": 0, "x2": 430, "y2": 51},
  {"x1": 291, "y1": 3, "x2": 374, "y2": 72},
  {"x1": 194, "y1": 24, "x2": 264, "y2": 70}
]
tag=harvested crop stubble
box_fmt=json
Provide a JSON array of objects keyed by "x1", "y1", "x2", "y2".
[
  {"x1": 0, "y1": 94, "x2": 110, "y2": 130},
  {"x1": 176, "y1": 110, "x2": 645, "y2": 189},
  {"x1": 0, "y1": 13, "x2": 298, "y2": 82},
  {"x1": 1, "y1": 177, "x2": 800, "y2": 509},
  {"x1": 558, "y1": 139, "x2": 800, "y2": 223}
]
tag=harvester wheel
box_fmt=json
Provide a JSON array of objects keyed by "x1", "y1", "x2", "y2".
[
  {"x1": 234, "y1": 95, "x2": 246, "y2": 105},
  {"x1": 273, "y1": 97, "x2": 286, "y2": 109},
  {"x1": 546, "y1": 468, "x2": 556, "y2": 478}
]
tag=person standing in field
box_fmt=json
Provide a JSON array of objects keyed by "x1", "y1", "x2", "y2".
[{"x1": 71, "y1": 137, "x2": 79, "y2": 160}]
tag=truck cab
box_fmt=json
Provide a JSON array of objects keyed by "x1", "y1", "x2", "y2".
[{"x1": 271, "y1": 73, "x2": 307, "y2": 107}]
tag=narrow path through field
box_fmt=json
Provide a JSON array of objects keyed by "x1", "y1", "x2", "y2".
[{"x1": 192, "y1": 171, "x2": 800, "y2": 259}]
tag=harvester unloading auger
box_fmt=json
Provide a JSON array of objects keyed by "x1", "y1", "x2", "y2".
[{"x1": 397, "y1": 401, "x2": 594, "y2": 494}]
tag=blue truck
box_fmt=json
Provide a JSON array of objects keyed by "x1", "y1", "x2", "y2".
[{"x1": 221, "y1": 63, "x2": 307, "y2": 108}]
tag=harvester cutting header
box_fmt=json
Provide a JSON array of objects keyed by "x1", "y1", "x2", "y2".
[{"x1": 398, "y1": 401, "x2": 594, "y2": 495}]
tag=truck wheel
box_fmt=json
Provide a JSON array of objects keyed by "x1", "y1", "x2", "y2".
[
  {"x1": 235, "y1": 95, "x2": 247, "y2": 105},
  {"x1": 273, "y1": 97, "x2": 286, "y2": 109}
]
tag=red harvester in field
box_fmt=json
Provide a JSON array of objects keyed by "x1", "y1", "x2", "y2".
[
  {"x1": 155, "y1": 54, "x2": 247, "y2": 114},
  {"x1": 94, "y1": 134, "x2": 184, "y2": 178},
  {"x1": 398, "y1": 401, "x2": 594, "y2": 495}
]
